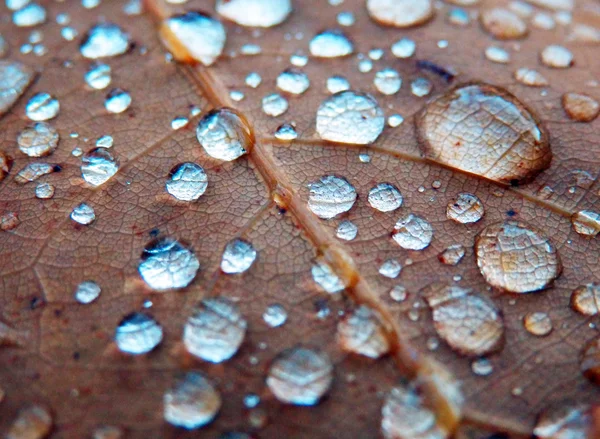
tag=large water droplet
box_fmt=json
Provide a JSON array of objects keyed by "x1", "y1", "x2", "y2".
[
  {"x1": 166, "y1": 162, "x2": 208, "y2": 201},
  {"x1": 276, "y1": 68, "x2": 310, "y2": 95},
  {"x1": 337, "y1": 305, "x2": 390, "y2": 358},
  {"x1": 196, "y1": 108, "x2": 253, "y2": 161},
  {"x1": 267, "y1": 347, "x2": 333, "y2": 406},
  {"x1": 580, "y1": 337, "x2": 600, "y2": 385},
  {"x1": 475, "y1": 221, "x2": 561, "y2": 293},
  {"x1": 523, "y1": 311, "x2": 552, "y2": 336},
  {"x1": 307, "y1": 175, "x2": 356, "y2": 219},
  {"x1": 514, "y1": 68, "x2": 548, "y2": 87},
  {"x1": 368, "y1": 183, "x2": 403, "y2": 212},
  {"x1": 216, "y1": 0, "x2": 292, "y2": 27},
  {"x1": 446, "y1": 193, "x2": 484, "y2": 224},
  {"x1": 0, "y1": 60, "x2": 35, "y2": 116},
  {"x1": 6, "y1": 405, "x2": 52, "y2": 439},
  {"x1": 540, "y1": 45, "x2": 573, "y2": 68},
  {"x1": 367, "y1": 0, "x2": 434, "y2": 28},
  {"x1": 416, "y1": 83, "x2": 551, "y2": 184},
  {"x1": 316, "y1": 91, "x2": 384, "y2": 144},
  {"x1": 74, "y1": 280, "x2": 101, "y2": 304},
  {"x1": 70, "y1": 202, "x2": 96, "y2": 225},
  {"x1": 164, "y1": 372, "x2": 221, "y2": 429},
  {"x1": 392, "y1": 214, "x2": 433, "y2": 250},
  {"x1": 571, "y1": 210, "x2": 600, "y2": 237},
  {"x1": 17, "y1": 122, "x2": 58, "y2": 157},
  {"x1": 311, "y1": 260, "x2": 345, "y2": 293},
  {"x1": 26, "y1": 92, "x2": 59, "y2": 121},
  {"x1": 115, "y1": 312, "x2": 163, "y2": 355},
  {"x1": 138, "y1": 237, "x2": 200, "y2": 291},
  {"x1": 220, "y1": 238, "x2": 257, "y2": 274},
  {"x1": 309, "y1": 29, "x2": 353, "y2": 58},
  {"x1": 570, "y1": 283, "x2": 600, "y2": 316},
  {"x1": 14, "y1": 162, "x2": 54, "y2": 184},
  {"x1": 183, "y1": 297, "x2": 247, "y2": 363},
  {"x1": 81, "y1": 148, "x2": 119, "y2": 186},
  {"x1": 80, "y1": 23, "x2": 130, "y2": 59},
  {"x1": 562, "y1": 92, "x2": 599, "y2": 122},
  {"x1": 480, "y1": 8, "x2": 528, "y2": 39}
]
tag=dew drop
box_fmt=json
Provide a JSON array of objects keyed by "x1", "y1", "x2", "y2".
[
  {"x1": 358, "y1": 59, "x2": 373, "y2": 73},
  {"x1": 485, "y1": 46, "x2": 510, "y2": 63},
  {"x1": 311, "y1": 260, "x2": 345, "y2": 293},
  {"x1": 562, "y1": 93, "x2": 599, "y2": 123},
  {"x1": 12, "y1": 3, "x2": 46, "y2": 27},
  {"x1": 6, "y1": 0, "x2": 30, "y2": 12},
  {"x1": 523, "y1": 311, "x2": 552, "y2": 336},
  {"x1": 540, "y1": 45, "x2": 573, "y2": 68},
  {"x1": 274, "y1": 123, "x2": 297, "y2": 141},
  {"x1": 138, "y1": 237, "x2": 200, "y2": 291},
  {"x1": 216, "y1": 0, "x2": 291, "y2": 27},
  {"x1": 392, "y1": 214, "x2": 433, "y2": 251},
  {"x1": 0, "y1": 60, "x2": 35, "y2": 116},
  {"x1": 416, "y1": 83, "x2": 551, "y2": 184},
  {"x1": 367, "y1": 0, "x2": 434, "y2": 28},
  {"x1": 164, "y1": 372, "x2": 221, "y2": 429},
  {"x1": 0, "y1": 212, "x2": 19, "y2": 231},
  {"x1": 475, "y1": 221, "x2": 561, "y2": 293},
  {"x1": 263, "y1": 303, "x2": 287, "y2": 327},
  {"x1": 166, "y1": 162, "x2": 208, "y2": 202},
  {"x1": 514, "y1": 68, "x2": 548, "y2": 87},
  {"x1": 18, "y1": 122, "x2": 58, "y2": 157},
  {"x1": 35, "y1": 182, "x2": 54, "y2": 199},
  {"x1": 446, "y1": 193, "x2": 484, "y2": 224},
  {"x1": 373, "y1": 68, "x2": 402, "y2": 95},
  {"x1": 85, "y1": 63, "x2": 111, "y2": 89},
  {"x1": 379, "y1": 259, "x2": 402, "y2": 279},
  {"x1": 532, "y1": 12, "x2": 555, "y2": 30},
  {"x1": 336, "y1": 219, "x2": 357, "y2": 241},
  {"x1": 307, "y1": 175, "x2": 356, "y2": 219},
  {"x1": 337, "y1": 305, "x2": 390, "y2": 358},
  {"x1": 309, "y1": 30, "x2": 353, "y2": 58},
  {"x1": 245, "y1": 72, "x2": 261, "y2": 88},
  {"x1": 470, "y1": 358, "x2": 493, "y2": 377},
  {"x1": 290, "y1": 52, "x2": 308, "y2": 67},
  {"x1": 580, "y1": 337, "x2": 600, "y2": 385},
  {"x1": 266, "y1": 347, "x2": 333, "y2": 406},
  {"x1": 570, "y1": 283, "x2": 600, "y2": 316},
  {"x1": 196, "y1": 108, "x2": 252, "y2": 161},
  {"x1": 410, "y1": 77, "x2": 432, "y2": 97},
  {"x1": 74, "y1": 280, "x2": 101, "y2": 304},
  {"x1": 81, "y1": 148, "x2": 119, "y2": 186},
  {"x1": 480, "y1": 8, "x2": 528, "y2": 39},
  {"x1": 26, "y1": 92, "x2": 59, "y2": 121},
  {"x1": 447, "y1": 8, "x2": 470, "y2": 26},
  {"x1": 390, "y1": 285, "x2": 407, "y2": 302},
  {"x1": 388, "y1": 114, "x2": 404, "y2": 128},
  {"x1": 14, "y1": 162, "x2": 53, "y2": 184},
  {"x1": 261, "y1": 93, "x2": 288, "y2": 117},
  {"x1": 104, "y1": 88, "x2": 131, "y2": 113},
  {"x1": 220, "y1": 238, "x2": 257, "y2": 274},
  {"x1": 337, "y1": 11, "x2": 355, "y2": 26},
  {"x1": 115, "y1": 312, "x2": 163, "y2": 355},
  {"x1": 96, "y1": 134, "x2": 113, "y2": 148},
  {"x1": 534, "y1": 403, "x2": 594, "y2": 439},
  {"x1": 368, "y1": 183, "x2": 403, "y2": 212},
  {"x1": 277, "y1": 68, "x2": 310, "y2": 95},
  {"x1": 70, "y1": 202, "x2": 95, "y2": 225},
  {"x1": 160, "y1": 12, "x2": 226, "y2": 66},
  {"x1": 80, "y1": 23, "x2": 130, "y2": 59},
  {"x1": 171, "y1": 116, "x2": 189, "y2": 130},
  {"x1": 391, "y1": 38, "x2": 416, "y2": 58},
  {"x1": 571, "y1": 210, "x2": 600, "y2": 237},
  {"x1": 183, "y1": 297, "x2": 247, "y2": 363},
  {"x1": 6, "y1": 405, "x2": 52, "y2": 439},
  {"x1": 438, "y1": 244, "x2": 465, "y2": 266}
]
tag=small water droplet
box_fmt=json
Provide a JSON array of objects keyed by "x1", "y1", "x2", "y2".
[
  {"x1": 274, "y1": 123, "x2": 297, "y2": 141},
  {"x1": 80, "y1": 23, "x2": 130, "y2": 59},
  {"x1": 357, "y1": 58, "x2": 372, "y2": 73},
  {"x1": 277, "y1": 68, "x2": 310, "y2": 95},
  {"x1": 514, "y1": 68, "x2": 548, "y2": 86},
  {"x1": 115, "y1": 312, "x2": 163, "y2": 354},
  {"x1": 220, "y1": 238, "x2": 257, "y2": 274},
  {"x1": 447, "y1": 7, "x2": 470, "y2": 26},
  {"x1": 311, "y1": 260, "x2": 345, "y2": 293},
  {"x1": 74, "y1": 280, "x2": 101, "y2": 304},
  {"x1": 14, "y1": 162, "x2": 54, "y2": 184},
  {"x1": 562, "y1": 92, "x2": 599, "y2": 122},
  {"x1": 35, "y1": 182, "x2": 54, "y2": 199},
  {"x1": 480, "y1": 8, "x2": 528, "y2": 39},
  {"x1": 290, "y1": 52, "x2": 308, "y2": 66},
  {"x1": 197, "y1": 108, "x2": 252, "y2": 161},
  {"x1": 337, "y1": 305, "x2": 390, "y2": 358},
  {"x1": 216, "y1": 0, "x2": 292, "y2": 27},
  {"x1": 571, "y1": 210, "x2": 600, "y2": 237},
  {"x1": 438, "y1": 244, "x2": 465, "y2": 266},
  {"x1": 471, "y1": 358, "x2": 493, "y2": 376},
  {"x1": 447, "y1": 193, "x2": 484, "y2": 224},
  {"x1": 540, "y1": 45, "x2": 573, "y2": 68},
  {"x1": 389, "y1": 285, "x2": 407, "y2": 302},
  {"x1": 336, "y1": 219, "x2": 357, "y2": 241},
  {"x1": 379, "y1": 259, "x2": 402, "y2": 279},
  {"x1": 485, "y1": 46, "x2": 510, "y2": 63},
  {"x1": 245, "y1": 72, "x2": 261, "y2": 88},
  {"x1": 85, "y1": 63, "x2": 111, "y2": 89},
  {"x1": 374, "y1": 68, "x2": 402, "y2": 95},
  {"x1": 81, "y1": 148, "x2": 119, "y2": 186},
  {"x1": 532, "y1": 12, "x2": 555, "y2": 30},
  {"x1": 12, "y1": 3, "x2": 46, "y2": 27},
  {"x1": 261, "y1": 93, "x2": 288, "y2": 117},
  {"x1": 308, "y1": 175, "x2": 356, "y2": 219},
  {"x1": 309, "y1": 29, "x2": 353, "y2": 58},
  {"x1": 367, "y1": 0, "x2": 434, "y2": 28},
  {"x1": 229, "y1": 90, "x2": 244, "y2": 102},
  {"x1": 410, "y1": 77, "x2": 432, "y2": 97},
  {"x1": 18, "y1": 122, "x2": 58, "y2": 157},
  {"x1": 164, "y1": 372, "x2": 221, "y2": 429},
  {"x1": 263, "y1": 303, "x2": 287, "y2": 327},
  {"x1": 368, "y1": 182, "x2": 403, "y2": 212},
  {"x1": 392, "y1": 214, "x2": 433, "y2": 250},
  {"x1": 171, "y1": 116, "x2": 189, "y2": 130},
  {"x1": 96, "y1": 134, "x2": 113, "y2": 148},
  {"x1": 523, "y1": 311, "x2": 553, "y2": 336},
  {"x1": 138, "y1": 237, "x2": 200, "y2": 290},
  {"x1": 166, "y1": 162, "x2": 208, "y2": 202},
  {"x1": 391, "y1": 37, "x2": 416, "y2": 58},
  {"x1": 337, "y1": 11, "x2": 355, "y2": 26},
  {"x1": 326, "y1": 75, "x2": 350, "y2": 94},
  {"x1": 6, "y1": 405, "x2": 52, "y2": 439},
  {"x1": 26, "y1": 92, "x2": 59, "y2": 121},
  {"x1": 104, "y1": 88, "x2": 131, "y2": 113},
  {"x1": 70, "y1": 202, "x2": 95, "y2": 225},
  {"x1": 570, "y1": 283, "x2": 600, "y2": 316}
]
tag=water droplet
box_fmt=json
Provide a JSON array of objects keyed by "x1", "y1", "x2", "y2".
[
  {"x1": 471, "y1": 358, "x2": 493, "y2": 376},
  {"x1": 0, "y1": 212, "x2": 19, "y2": 231},
  {"x1": 164, "y1": 372, "x2": 221, "y2": 429},
  {"x1": 6, "y1": 405, "x2": 52, "y2": 439},
  {"x1": 115, "y1": 312, "x2": 163, "y2": 355},
  {"x1": 416, "y1": 83, "x2": 551, "y2": 184},
  {"x1": 446, "y1": 193, "x2": 484, "y2": 224},
  {"x1": 216, "y1": 0, "x2": 291, "y2": 27},
  {"x1": 104, "y1": 88, "x2": 131, "y2": 113},
  {"x1": 229, "y1": 90, "x2": 244, "y2": 102},
  {"x1": 196, "y1": 108, "x2": 252, "y2": 161},
  {"x1": 316, "y1": 91, "x2": 384, "y2": 144},
  {"x1": 245, "y1": 72, "x2": 262, "y2": 88},
  {"x1": 337, "y1": 11, "x2": 355, "y2": 26},
  {"x1": 309, "y1": 29, "x2": 353, "y2": 58},
  {"x1": 0, "y1": 61, "x2": 34, "y2": 116},
  {"x1": 438, "y1": 244, "x2": 465, "y2": 266},
  {"x1": 571, "y1": 210, "x2": 600, "y2": 237},
  {"x1": 74, "y1": 280, "x2": 101, "y2": 304},
  {"x1": 540, "y1": 45, "x2": 573, "y2": 68},
  {"x1": 261, "y1": 93, "x2": 288, "y2": 117},
  {"x1": 475, "y1": 221, "x2": 561, "y2": 293},
  {"x1": 410, "y1": 77, "x2": 432, "y2": 97},
  {"x1": 263, "y1": 303, "x2": 287, "y2": 327},
  {"x1": 17, "y1": 122, "x2": 58, "y2": 157},
  {"x1": 308, "y1": 175, "x2": 356, "y2": 219},
  {"x1": 367, "y1": 0, "x2": 434, "y2": 28},
  {"x1": 532, "y1": 12, "x2": 555, "y2": 29},
  {"x1": 80, "y1": 23, "x2": 130, "y2": 59},
  {"x1": 311, "y1": 260, "x2": 345, "y2": 293},
  {"x1": 485, "y1": 46, "x2": 510, "y2": 63},
  {"x1": 85, "y1": 63, "x2": 111, "y2": 89},
  {"x1": 523, "y1": 311, "x2": 552, "y2": 336},
  {"x1": 379, "y1": 259, "x2": 402, "y2": 279},
  {"x1": 392, "y1": 214, "x2": 433, "y2": 251},
  {"x1": 562, "y1": 93, "x2": 599, "y2": 122},
  {"x1": 160, "y1": 12, "x2": 226, "y2": 66},
  {"x1": 70, "y1": 202, "x2": 95, "y2": 225},
  {"x1": 336, "y1": 219, "x2": 357, "y2": 241},
  {"x1": 81, "y1": 148, "x2": 119, "y2": 186},
  {"x1": 580, "y1": 337, "x2": 600, "y2": 384},
  {"x1": 290, "y1": 52, "x2": 308, "y2": 66},
  {"x1": 35, "y1": 182, "x2": 54, "y2": 199},
  {"x1": 96, "y1": 134, "x2": 113, "y2": 148},
  {"x1": 534, "y1": 403, "x2": 594, "y2": 439},
  {"x1": 276, "y1": 68, "x2": 310, "y2": 95},
  {"x1": 171, "y1": 116, "x2": 189, "y2": 130},
  {"x1": 325, "y1": 76, "x2": 349, "y2": 95},
  {"x1": 514, "y1": 68, "x2": 548, "y2": 87},
  {"x1": 166, "y1": 162, "x2": 208, "y2": 202},
  {"x1": 138, "y1": 244, "x2": 196, "y2": 294},
  {"x1": 358, "y1": 153, "x2": 371, "y2": 163},
  {"x1": 337, "y1": 305, "x2": 390, "y2": 358},
  {"x1": 570, "y1": 283, "x2": 600, "y2": 316},
  {"x1": 447, "y1": 8, "x2": 470, "y2": 26},
  {"x1": 220, "y1": 238, "x2": 257, "y2": 274},
  {"x1": 13, "y1": 3, "x2": 46, "y2": 27},
  {"x1": 480, "y1": 8, "x2": 528, "y2": 39},
  {"x1": 183, "y1": 297, "x2": 247, "y2": 363},
  {"x1": 14, "y1": 162, "x2": 54, "y2": 184},
  {"x1": 274, "y1": 123, "x2": 297, "y2": 141},
  {"x1": 240, "y1": 43, "x2": 261, "y2": 55},
  {"x1": 266, "y1": 347, "x2": 333, "y2": 405},
  {"x1": 368, "y1": 183, "x2": 403, "y2": 212},
  {"x1": 390, "y1": 285, "x2": 407, "y2": 302},
  {"x1": 25, "y1": 92, "x2": 59, "y2": 121},
  {"x1": 391, "y1": 37, "x2": 416, "y2": 58},
  {"x1": 373, "y1": 68, "x2": 402, "y2": 95}
]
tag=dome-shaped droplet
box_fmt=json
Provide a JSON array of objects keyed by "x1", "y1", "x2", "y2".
[
  {"x1": 160, "y1": 11, "x2": 226, "y2": 66},
  {"x1": 379, "y1": 259, "x2": 402, "y2": 279},
  {"x1": 35, "y1": 182, "x2": 54, "y2": 199},
  {"x1": 245, "y1": 72, "x2": 262, "y2": 88},
  {"x1": 514, "y1": 68, "x2": 548, "y2": 87},
  {"x1": 105, "y1": 88, "x2": 131, "y2": 113},
  {"x1": 70, "y1": 202, "x2": 95, "y2": 225},
  {"x1": 368, "y1": 183, "x2": 403, "y2": 212},
  {"x1": 485, "y1": 46, "x2": 510, "y2": 63},
  {"x1": 263, "y1": 303, "x2": 287, "y2": 327},
  {"x1": 316, "y1": 91, "x2": 384, "y2": 144},
  {"x1": 274, "y1": 123, "x2": 297, "y2": 141},
  {"x1": 26, "y1": 92, "x2": 59, "y2": 121},
  {"x1": 196, "y1": 108, "x2": 253, "y2": 161},
  {"x1": 480, "y1": 8, "x2": 528, "y2": 39},
  {"x1": 85, "y1": 63, "x2": 111, "y2": 90},
  {"x1": 14, "y1": 162, "x2": 54, "y2": 184},
  {"x1": 6, "y1": 405, "x2": 52, "y2": 439},
  {"x1": 374, "y1": 68, "x2": 402, "y2": 95},
  {"x1": 166, "y1": 162, "x2": 208, "y2": 201},
  {"x1": 475, "y1": 221, "x2": 561, "y2": 293},
  {"x1": 0, "y1": 60, "x2": 35, "y2": 116},
  {"x1": 523, "y1": 311, "x2": 552, "y2": 336},
  {"x1": 438, "y1": 244, "x2": 465, "y2": 266},
  {"x1": 81, "y1": 148, "x2": 119, "y2": 186},
  {"x1": 337, "y1": 305, "x2": 390, "y2": 358},
  {"x1": 12, "y1": 3, "x2": 46, "y2": 27},
  {"x1": 534, "y1": 403, "x2": 594, "y2": 439},
  {"x1": 17, "y1": 122, "x2": 58, "y2": 157},
  {"x1": 215, "y1": 0, "x2": 292, "y2": 28},
  {"x1": 570, "y1": 283, "x2": 600, "y2": 316},
  {"x1": 392, "y1": 214, "x2": 433, "y2": 250},
  {"x1": 336, "y1": 220, "x2": 357, "y2": 241},
  {"x1": 308, "y1": 175, "x2": 356, "y2": 219},
  {"x1": 115, "y1": 312, "x2": 163, "y2": 355},
  {"x1": 309, "y1": 30, "x2": 353, "y2": 58},
  {"x1": 411, "y1": 78, "x2": 432, "y2": 97},
  {"x1": 80, "y1": 23, "x2": 130, "y2": 59},
  {"x1": 391, "y1": 38, "x2": 416, "y2": 58},
  {"x1": 311, "y1": 260, "x2": 345, "y2": 293},
  {"x1": 267, "y1": 347, "x2": 333, "y2": 406},
  {"x1": 580, "y1": 337, "x2": 600, "y2": 385},
  {"x1": 416, "y1": 83, "x2": 551, "y2": 184},
  {"x1": 540, "y1": 45, "x2": 573, "y2": 68},
  {"x1": 183, "y1": 297, "x2": 247, "y2": 363},
  {"x1": 423, "y1": 284, "x2": 504, "y2": 356},
  {"x1": 261, "y1": 93, "x2": 288, "y2": 117},
  {"x1": 276, "y1": 68, "x2": 310, "y2": 95},
  {"x1": 471, "y1": 358, "x2": 493, "y2": 376},
  {"x1": 562, "y1": 93, "x2": 599, "y2": 122},
  {"x1": 367, "y1": 0, "x2": 434, "y2": 28},
  {"x1": 390, "y1": 285, "x2": 408, "y2": 302},
  {"x1": 571, "y1": 210, "x2": 600, "y2": 237},
  {"x1": 220, "y1": 238, "x2": 257, "y2": 274},
  {"x1": 74, "y1": 280, "x2": 101, "y2": 304},
  {"x1": 326, "y1": 75, "x2": 350, "y2": 94},
  {"x1": 138, "y1": 238, "x2": 199, "y2": 291},
  {"x1": 164, "y1": 372, "x2": 221, "y2": 429},
  {"x1": 446, "y1": 193, "x2": 484, "y2": 224}
]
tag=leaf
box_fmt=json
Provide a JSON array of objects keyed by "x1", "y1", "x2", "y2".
[{"x1": 0, "y1": 0, "x2": 599, "y2": 437}]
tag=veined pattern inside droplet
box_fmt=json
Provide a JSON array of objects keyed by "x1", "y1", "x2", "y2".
[
  {"x1": 166, "y1": 162, "x2": 208, "y2": 202},
  {"x1": 81, "y1": 148, "x2": 119, "y2": 186},
  {"x1": 70, "y1": 202, "x2": 95, "y2": 225},
  {"x1": 164, "y1": 372, "x2": 221, "y2": 430},
  {"x1": 368, "y1": 183, "x2": 403, "y2": 212},
  {"x1": 74, "y1": 280, "x2": 101, "y2": 304},
  {"x1": 26, "y1": 92, "x2": 59, "y2": 121},
  {"x1": 115, "y1": 312, "x2": 163, "y2": 355},
  {"x1": 337, "y1": 305, "x2": 390, "y2": 358},
  {"x1": 392, "y1": 214, "x2": 433, "y2": 250},
  {"x1": 446, "y1": 193, "x2": 484, "y2": 224},
  {"x1": 220, "y1": 238, "x2": 257, "y2": 274},
  {"x1": 196, "y1": 108, "x2": 252, "y2": 161},
  {"x1": 308, "y1": 175, "x2": 357, "y2": 219},
  {"x1": 276, "y1": 68, "x2": 310, "y2": 95},
  {"x1": 0, "y1": 60, "x2": 35, "y2": 116},
  {"x1": 17, "y1": 122, "x2": 58, "y2": 157},
  {"x1": 311, "y1": 260, "x2": 345, "y2": 293}
]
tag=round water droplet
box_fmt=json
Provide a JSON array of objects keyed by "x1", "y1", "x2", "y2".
[
  {"x1": 81, "y1": 148, "x2": 119, "y2": 186},
  {"x1": 379, "y1": 259, "x2": 402, "y2": 279},
  {"x1": 26, "y1": 92, "x2": 59, "y2": 121},
  {"x1": 274, "y1": 123, "x2": 297, "y2": 141},
  {"x1": 276, "y1": 68, "x2": 310, "y2": 95},
  {"x1": 35, "y1": 182, "x2": 54, "y2": 199},
  {"x1": 164, "y1": 372, "x2": 221, "y2": 429},
  {"x1": 245, "y1": 72, "x2": 261, "y2": 88},
  {"x1": 416, "y1": 83, "x2": 551, "y2": 184},
  {"x1": 160, "y1": 11, "x2": 226, "y2": 66},
  {"x1": 309, "y1": 29, "x2": 353, "y2": 58},
  {"x1": 80, "y1": 23, "x2": 130, "y2": 59},
  {"x1": 220, "y1": 238, "x2": 257, "y2": 274},
  {"x1": 485, "y1": 46, "x2": 510, "y2": 64},
  {"x1": 534, "y1": 403, "x2": 594, "y2": 439},
  {"x1": 6, "y1": 405, "x2": 52, "y2": 439},
  {"x1": 138, "y1": 237, "x2": 200, "y2": 291},
  {"x1": 13, "y1": 3, "x2": 46, "y2": 27},
  {"x1": 105, "y1": 88, "x2": 131, "y2": 113},
  {"x1": 183, "y1": 297, "x2": 247, "y2": 363},
  {"x1": 166, "y1": 162, "x2": 208, "y2": 202},
  {"x1": 562, "y1": 93, "x2": 599, "y2": 122},
  {"x1": 262, "y1": 93, "x2": 288, "y2": 117},
  {"x1": 367, "y1": 0, "x2": 434, "y2": 28},
  {"x1": 216, "y1": 0, "x2": 291, "y2": 28},
  {"x1": 410, "y1": 77, "x2": 432, "y2": 97},
  {"x1": 438, "y1": 244, "x2": 465, "y2": 266},
  {"x1": 390, "y1": 285, "x2": 407, "y2": 302},
  {"x1": 571, "y1": 210, "x2": 600, "y2": 237},
  {"x1": 580, "y1": 337, "x2": 600, "y2": 385},
  {"x1": 263, "y1": 303, "x2": 287, "y2": 327},
  {"x1": 475, "y1": 221, "x2": 561, "y2": 293},
  {"x1": 336, "y1": 219, "x2": 357, "y2": 241},
  {"x1": 337, "y1": 305, "x2": 390, "y2": 358},
  {"x1": 311, "y1": 260, "x2": 345, "y2": 293},
  {"x1": 316, "y1": 91, "x2": 384, "y2": 145},
  {"x1": 18, "y1": 122, "x2": 58, "y2": 157},
  {"x1": 327, "y1": 75, "x2": 349, "y2": 93},
  {"x1": 540, "y1": 45, "x2": 573, "y2": 68},
  {"x1": 447, "y1": 7, "x2": 470, "y2": 26},
  {"x1": 514, "y1": 68, "x2": 548, "y2": 87},
  {"x1": 267, "y1": 347, "x2": 333, "y2": 406},
  {"x1": 308, "y1": 175, "x2": 356, "y2": 219},
  {"x1": 480, "y1": 8, "x2": 528, "y2": 39},
  {"x1": 446, "y1": 193, "x2": 484, "y2": 224},
  {"x1": 374, "y1": 68, "x2": 402, "y2": 95},
  {"x1": 171, "y1": 116, "x2": 189, "y2": 130},
  {"x1": 570, "y1": 283, "x2": 600, "y2": 316},
  {"x1": 523, "y1": 311, "x2": 552, "y2": 336},
  {"x1": 96, "y1": 134, "x2": 113, "y2": 148},
  {"x1": 196, "y1": 108, "x2": 252, "y2": 161},
  {"x1": 115, "y1": 312, "x2": 163, "y2": 355},
  {"x1": 70, "y1": 202, "x2": 95, "y2": 225},
  {"x1": 391, "y1": 38, "x2": 416, "y2": 58},
  {"x1": 423, "y1": 284, "x2": 504, "y2": 356},
  {"x1": 0, "y1": 60, "x2": 35, "y2": 116},
  {"x1": 337, "y1": 11, "x2": 355, "y2": 26},
  {"x1": 392, "y1": 214, "x2": 433, "y2": 251},
  {"x1": 368, "y1": 183, "x2": 403, "y2": 212},
  {"x1": 471, "y1": 358, "x2": 493, "y2": 376},
  {"x1": 74, "y1": 280, "x2": 101, "y2": 304},
  {"x1": 85, "y1": 63, "x2": 111, "y2": 89}
]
